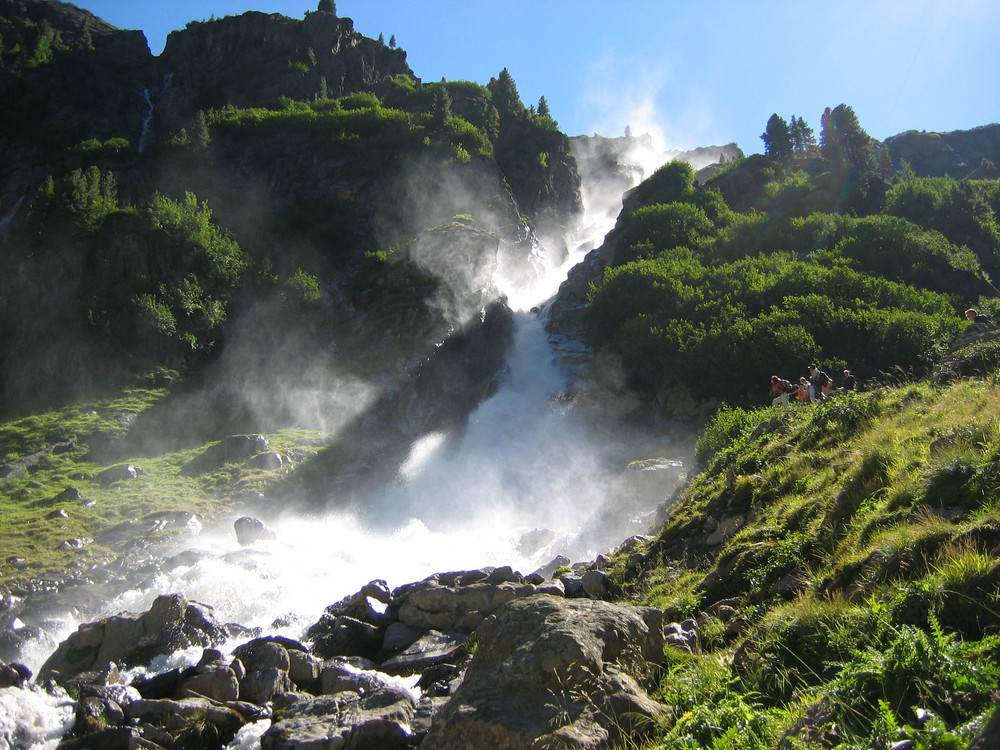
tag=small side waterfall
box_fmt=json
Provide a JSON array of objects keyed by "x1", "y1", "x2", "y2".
[{"x1": 137, "y1": 72, "x2": 173, "y2": 153}]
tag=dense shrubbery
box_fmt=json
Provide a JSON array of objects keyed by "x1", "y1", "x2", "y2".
[{"x1": 586, "y1": 143, "x2": 1000, "y2": 406}]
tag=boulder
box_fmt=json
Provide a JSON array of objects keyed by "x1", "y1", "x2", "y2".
[
  {"x1": 39, "y1": 594, "x2": 227, "y2": 681},
  {"x1": 182, "y1": 434, "x2": 270, "y2": 475},
  {"x1": 126, "y1": 696, "x2": 245, "y2": 746},
  {"x1": 94, "y1": 464, "x2": 143, "y2": 487},
  {"x1": 233, "y1": 516, "x2": 276, "y2": 546},
  {"x1": 389, "y1": 569, "x2": 541, "y2": 633},
  {"x1": 261, "y1": 684, "x2": 416, "y2": 750},
  {"x1": 421, "y1": 595, "x2": 667, "y2": 749}
]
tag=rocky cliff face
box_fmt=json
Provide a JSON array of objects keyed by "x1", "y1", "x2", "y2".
[
  {"x1": 886, "y1": 124, "x2": 1000, "y2": 179},
  {"x1": 157, "y1": 11, "x2": 412, "y2": 118}
]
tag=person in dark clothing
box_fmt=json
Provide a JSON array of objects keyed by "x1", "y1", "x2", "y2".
[
  {"x1": 965, "y1": 308, "x2": 993, "y2": 333},
  {"x1": 840, "y1": 369, "x2": 857, "y2": 392},
  {"x1": 808, "y1": 363, "x2": 831, "y2": 402}
]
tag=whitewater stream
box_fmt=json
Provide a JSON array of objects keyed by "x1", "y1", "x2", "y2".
[{"x1": 0, "y1": 139, "x2": 683, "y2": 748}]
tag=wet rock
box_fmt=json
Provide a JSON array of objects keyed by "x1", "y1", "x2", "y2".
[
  {"x1": 0, "y1": 659, "x2": 31, "y2": 688},
  {"x1": 380, "y1": 630, "x2": 466, "y2": 676},
  {"x1": 388, "y1": 569, "x2": 538, "y2": 633},
  {"x1": 39, "y1": 593, "x2": 228, "y2": 681},
  {"x1": 319, "y1": 658, "x2": 385, "y2": 696},
  {"x1": 126, "y1": 696, "x2": 245, "y2": 746},
  {"x1": 382, "y1": 621, "x2": 422, "y2": 653},
  {"x1": 182, "y1": 665, "x2": 240, "y2": 703},
  {"x1": 307, "y1": 615, "x2": 383, "y2": 660},
  {"x1": 261, "y1": 684, "x2": 416, "y2": 750},
  {"x1": 422, "y1": 595, "x2": 667, "y2": 749},
  {"x1": 233, "y1": 516, "x2": 276, "y2": 546}
]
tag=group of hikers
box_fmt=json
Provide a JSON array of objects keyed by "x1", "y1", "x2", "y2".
[
  {"x1": 769, "y1": 364, "x2": 856, "y2": 406},
  {"x1": 769, "y1": 308, "x2": 994, "y2": 407}
]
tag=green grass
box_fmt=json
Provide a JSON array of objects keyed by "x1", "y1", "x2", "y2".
[
  {"x1": 608, "y1": 376, "x2": 1000, "y2": 747},
  {"x1": 0, "y1": 377, "x2": 330, "y2": 581}
]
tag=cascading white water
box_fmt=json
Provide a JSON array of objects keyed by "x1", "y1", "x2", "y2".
[
  {"x1": 1, "y1": 135, "x2": 676, "y2": 747},
  {"x1": 137, "y1": 72, "x2": 173, "y2": 153}
]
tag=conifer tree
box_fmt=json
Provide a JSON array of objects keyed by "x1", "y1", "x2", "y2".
[
  {"x1": 431, "y1": 86, "x2": 452, "y2": 129},
  {"x1": 389, "y1": 35, "x2": 396, "y2": 48},
  {"x1": 789, "y1": 116, "x2": 816, "y2": 153},
  {"x1": 761, "y1": 113, "x2": 792, "y2": 160},
  {"x1": 192, "y1": 110, "x2": 211, "y2": 149},
  {"x1": 820, "y1": 104, "x2": 873, "y2": 171},
  {"x1": 487, "y1": 67, "x2": 524, "y2": 120},
  {"x1": 317, "y1": 0, "x2": 335, "y2": 13},
  {"x1": 537, "y1": 96, "x2": 550, "y2": 117},
  {"x1": 378, "y1": 33, "x2": 384, "y2": 45}
]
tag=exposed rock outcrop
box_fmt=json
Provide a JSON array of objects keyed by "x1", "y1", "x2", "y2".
[
  {"x1": 421, "y1": 595, "x2": 668, "y2": 749},
  {"x1": 33, "y1": 555, "x2": 666, "y2": 749}
]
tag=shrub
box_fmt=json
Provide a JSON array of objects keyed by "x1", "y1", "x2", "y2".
[{"x1": 826, "y1": 619, "x2": 1000, "y2": 738}]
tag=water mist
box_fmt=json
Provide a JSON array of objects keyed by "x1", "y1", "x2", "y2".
[{"x1": 1, "y1": 135, "x2": 685, "y2": 748}]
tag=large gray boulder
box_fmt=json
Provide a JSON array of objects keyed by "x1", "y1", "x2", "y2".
[
  {"x1": 389, "y1": 567, "x2": 542, "y2": 633},
  {"x1": 38, "y1": 594, "x2": 227, "y2": 681},
  {"x1": 261, "y1": 684, "x2": 416, "y2": 750},
  {"x1": 421, "y1": 595, "x2": 667, "y2": 749}
]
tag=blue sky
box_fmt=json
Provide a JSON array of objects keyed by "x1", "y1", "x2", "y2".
[{"x1": 73, "y1": 0, "x2": 999, "y2": 155}]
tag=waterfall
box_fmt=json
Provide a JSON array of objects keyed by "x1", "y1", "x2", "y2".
[
  {"x1": 0, "y1": 137, "x2": 680, "y2": 744},
  {"x1": 0, "y1": 194, "x2": 26, "y2": 232},
  {"x1": 137, "y1": 72, "x2": 173, "y2": 153}
]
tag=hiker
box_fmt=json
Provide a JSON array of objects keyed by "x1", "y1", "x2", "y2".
[
  {"x1": 839, "y1": 369, "x2": 857, "y2": 392},
  {"x1": 965, "y1": 308, "x2": 993, "y2": 333},
  {"x1": 770, "y1": 375, "x2": 793, "y2": 407},
  {"x1": 808, "y1": 364, "x2": 831, "y2": 402},
  {"x1": 796, "y1": 376, "x2": 811, "y2": 403}
]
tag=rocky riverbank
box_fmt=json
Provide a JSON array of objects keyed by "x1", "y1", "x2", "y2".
[{"x1": 3, "y1": 532, "x2": 670, "y2": 749}]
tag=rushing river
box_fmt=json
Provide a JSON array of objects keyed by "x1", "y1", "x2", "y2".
[{"x1": 1, "y1": 136, "x2": 685, "y2": 748}]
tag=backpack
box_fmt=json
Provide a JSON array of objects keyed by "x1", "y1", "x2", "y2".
[{"x1": 818, "y1": 371, "x2": 831, "y2": 387}]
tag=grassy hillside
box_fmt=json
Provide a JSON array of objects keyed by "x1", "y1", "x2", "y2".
[
  {"x1": 0, "y1": 373, "x2": 330, "y2": 583},
  {"x1": 612, "y1": 370, "x2": 1000, "y2": 747}
]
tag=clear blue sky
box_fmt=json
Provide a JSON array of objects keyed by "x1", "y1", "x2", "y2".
[{"x1": 72, "y1": 0, "x2": 999, "y2": 155}]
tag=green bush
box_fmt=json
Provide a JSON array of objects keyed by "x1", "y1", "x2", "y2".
[{"x1": 826, "y1": 620, "x2": 1000, "y2": 738}]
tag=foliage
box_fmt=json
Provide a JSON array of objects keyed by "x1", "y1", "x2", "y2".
[
  {"x1": 29, "y1": 166, "x2": 118, "y2": 235},
  {"x1": 631, "y1": 378, "x2": 1000, "y2": 748},
  {"x1": 586, "y1": 104, "x2": 998, "y2": 409},
  {"x1": 826, "y1": 619, "x2": 1000, "y2": 738}
]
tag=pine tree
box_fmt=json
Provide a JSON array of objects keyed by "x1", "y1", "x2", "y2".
[
  {"x1": 378, "y1": 33, "x2": 384, "y2": 45},
  {"x1": 431, "y1": 86, "x2": 452, "y2": 129},
  {"x1": 537, "y1": 96, "x2": 550, "y2": 117},
  {"x1": 487, "y1": 67, "x2": 524, "y2": 120},
  {"x1": 789, "y1": 116, "x2": 816, "y2": 153},
  {"x1": 317, "y1": 0, "x2": 335, "y2": 14},
  {"x1": 192, "y1": 110, "x2": 211, "y2": 148},
  {"x1": 820, "y1": 104, "x2": 873, "y2": 171},
  {"x1": 389, "y1": 35, "x2": 396, "y2": 48},
  {"x1": 761, "y1": 113, "x2": 792, "y2": 160}
]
